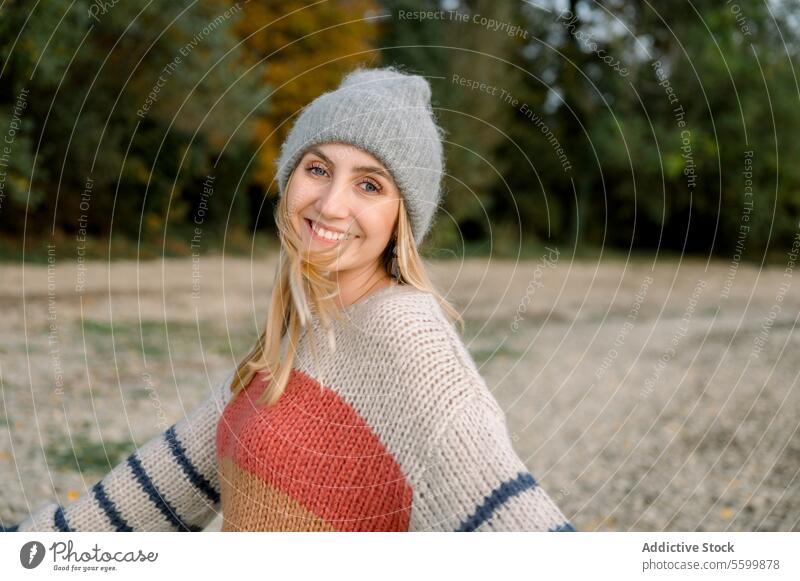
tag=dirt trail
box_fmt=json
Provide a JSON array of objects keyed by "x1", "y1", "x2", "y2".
[{"x1": 1, "y1": 254, "x2": 798, "y2": 531}]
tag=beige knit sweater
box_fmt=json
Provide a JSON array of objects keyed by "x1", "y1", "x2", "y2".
[{"x1": 9, "y1": 282, "x2": 575, "y2": 532}]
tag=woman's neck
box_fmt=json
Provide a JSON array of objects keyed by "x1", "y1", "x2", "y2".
[{"x1": 334, "y1": 272, "x2": 395, "y2": 310}]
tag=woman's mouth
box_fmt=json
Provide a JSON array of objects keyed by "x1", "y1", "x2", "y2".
[{"x1": 304, "y1": 218, "x2": 356, "y2": 245}]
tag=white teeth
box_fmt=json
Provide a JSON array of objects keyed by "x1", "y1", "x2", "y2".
[{"x1": 311, "y1": 221, "x2": 351, "y2": 241}]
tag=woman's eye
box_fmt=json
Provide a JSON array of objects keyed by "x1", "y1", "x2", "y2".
[
  {"x1": 305, "y1": 162, "x2": 380, "y2": 193},
  {"x1": 359, "y1": 180, "x2": 381, "y2": 194},
  {"x1": 307, "y1": 164, "x2": 327, "y2": 177}
]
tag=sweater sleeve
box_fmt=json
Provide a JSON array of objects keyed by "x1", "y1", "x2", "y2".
[
  {"x1": 8, "y1": 368, "x2": 236, "y2": 532},
  {"x1": 411, "y1": 389, "x2": 577, "y2": 532},
  {"x1": 398, "y1": 294, "x2": 576, "y2": 532}
]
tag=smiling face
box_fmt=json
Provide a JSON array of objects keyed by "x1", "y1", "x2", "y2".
[{"x1": 286, "y1": 142, "x2": 401, "y2": 278}]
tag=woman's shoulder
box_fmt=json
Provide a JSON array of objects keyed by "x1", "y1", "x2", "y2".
[
  {"x1": 356, "y1": 283, "x2": 457, "y2": 340},
  {"x1": 362, "y1": 284, "x2": 508, "y2": 440},
  {"x1": 357, "y1": 284, "x2": 490, "y2": 394},
  {"x1": 360, "y1": 281, "x2": 438, "y2": 312}
]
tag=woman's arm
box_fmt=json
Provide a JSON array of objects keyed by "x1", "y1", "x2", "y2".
[
  {"x1": 411, "y1": 388, "x2": 576, "y2": 532},
  {"x1": 7, "y1": 368, "x2": 236, "y2": 532},
  {"x1": 395, "y1": 294, "x2": 575, "y2": 532}
]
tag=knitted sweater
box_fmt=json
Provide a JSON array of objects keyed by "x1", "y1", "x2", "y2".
[{"x1": 7, "y1": 283, "x2": 575, "y2": 532}]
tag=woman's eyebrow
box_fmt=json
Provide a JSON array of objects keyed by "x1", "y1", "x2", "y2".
[
  {"x1": 351, "y1": 165, "x2": 392, "y2": 181},
  {"x1": 307, "y1": 147, "x2": 393, "y2": 182}
]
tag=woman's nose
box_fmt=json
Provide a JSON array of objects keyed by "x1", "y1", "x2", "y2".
[{"x1": 314, "y1": 178, "x2": 350, "y2": 219}]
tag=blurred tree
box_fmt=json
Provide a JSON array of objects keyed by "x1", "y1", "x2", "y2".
[
  {"x1": 380, "y1": 0, "x2": 530, "y2": 251},
  {"x1": 377, "y1": 0, "x2": 800, "y2": 259},
  {"x1": 586, "y1": 0, "x2": 800, "y2": 257},
  {"x1": 0, "y1": 0, "x2": 270, "y2": 246},
  {"x1": 2, "y1": 0, "x2": 798, "y2": 260},
  {"x1": 223, "y1": 0, "x2": 382, "y2": 201}
]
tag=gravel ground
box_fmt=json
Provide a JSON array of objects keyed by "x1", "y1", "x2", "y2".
[{"x1": 1, "y1": 252, "x2": 798, "y2": 531}]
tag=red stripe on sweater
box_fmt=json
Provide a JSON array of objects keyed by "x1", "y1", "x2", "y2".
[{"x1": 216, "y1": 369, "x2": 412, "y2": 531}]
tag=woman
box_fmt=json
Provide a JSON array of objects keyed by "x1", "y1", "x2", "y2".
[{"x1": 6, "y1": 67, "x2": 575, "y2": 532}]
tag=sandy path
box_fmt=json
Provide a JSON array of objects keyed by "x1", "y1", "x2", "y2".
[{"x1": 1, "y1": 253, "x2": 798, "y2": 531}]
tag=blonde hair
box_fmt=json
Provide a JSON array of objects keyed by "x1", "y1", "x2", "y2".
[{"x1": 229, "y1": 163, "x2": 464, "y2": 407}]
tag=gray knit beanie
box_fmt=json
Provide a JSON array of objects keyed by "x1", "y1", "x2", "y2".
[{"x1": 275, "y1": 66, "x2": 445, "y2": 247}]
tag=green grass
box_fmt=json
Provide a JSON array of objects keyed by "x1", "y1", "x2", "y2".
[
  {"x1": 45, "y1": 434, "x2": 136, "y2": 475},
  {"x1": 77, "y1": 319, "x2": 255, "y2": 362},
  {"x1": 459, "y1": 317, "x2": 523, "y2": 365},
  {"x1": 469, "y1": 345, "x2": 522, "y2": 366},
  {"x1": 79, "y1": 319, "x2": 200, "y2": 361},
  {"x1": 2, "y1": 229, "x2": 789, "y2": 265},
  {"x1": 462, "y1": 316, "x2": 517, "y2": 339},
  {"x1": 0, "y1": 228, "x2": 275, "y2": 264}
]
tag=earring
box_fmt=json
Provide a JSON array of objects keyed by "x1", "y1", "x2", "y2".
[{"x1": 390, "y1": 239, "x2": 400, "y2": 280}]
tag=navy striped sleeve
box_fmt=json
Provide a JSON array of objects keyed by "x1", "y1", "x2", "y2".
[
  {"x1": 456, "y1": 471, "x2": 538, "y2": 531},
  {"x1": 165, "y1": 425, "x2": 220, "y2": 505},
  {"x1": 92, "y1": 481, "x2": 133, "y2": 532},
  {"x1": 413, "y1": 386, "x2": 575, "y2": 531},
  {"x1": 126, "y1": 453, "x2": 202, "y2": 532},
  {"x1": 54, "y1": 505, "x2": 72, "y2": 532}
]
